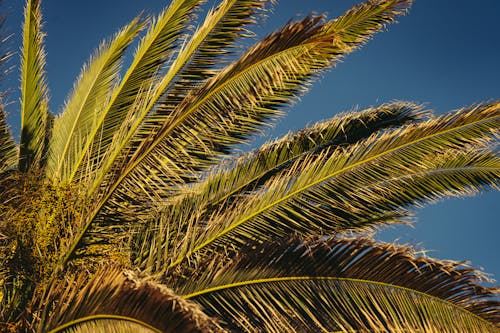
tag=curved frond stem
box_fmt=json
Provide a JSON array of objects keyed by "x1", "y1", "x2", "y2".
[
  {"x1": 168, "y1": 103, "x2": 499, "y2": 268},
  {"x1": 46, "y1": 314, "x2": 161, "y2": 333},
  {"x1": 185, "y1": 275, "x2": 495, "y2": 328}
]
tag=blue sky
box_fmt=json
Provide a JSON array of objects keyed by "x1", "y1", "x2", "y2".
[{"x1": 1, "y1": 1, "x2": 499, "y2": 281}]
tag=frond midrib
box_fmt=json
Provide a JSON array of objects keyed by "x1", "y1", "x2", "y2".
[
  {"x1": 171, "y1": 112, "x2": 499, "y2": 266},
  {"x1": 183, "y1": 275, "x2": 497, "y2": 328},
  {"x1": 20, "y1": 0, "x2": 34, "y2": 132},
  {"x1": 46, "y1": 314, "x2": 162, "y2": 333}
]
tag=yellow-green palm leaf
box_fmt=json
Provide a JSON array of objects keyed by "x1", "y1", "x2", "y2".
[
  {"x1": 47, "y1": 18, "x2": 143, "y2": 183},
  {"x1": 19, "y1": 0, "x2": 50, "y2": 172},
  {"x1": 159, "y1": 103, "x2": 499, "y2": 269},
  {"x1": 66, "y1": 0, "x2": 207, "y2": 185},
  {"x1": 179, "y1": 237, "x2": 499, "y2": 332}
]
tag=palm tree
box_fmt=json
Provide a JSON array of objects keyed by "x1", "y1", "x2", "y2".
[{"x1": 0, "y1": 0, "x2": 499, "y2": 331}]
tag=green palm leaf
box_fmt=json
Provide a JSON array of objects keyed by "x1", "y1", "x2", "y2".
[
  {"x1": 137, "y1": 149, "x2": 500, "y2": 275},
  {"x1": 33, "y1": 267, "x2": 222, "y2": 333},
  {"x1": 66, "y1": 0, "x2": 206, "y2": 185},
  {"x1": 85, "y1": 0, "x2": 272, "y2": 200},
  {"x1": 179, "y1": 102, "x2": 429, "y2": 209},
  {"x1": 0, "y1": 106, "x2": 17, "y2": 173},
  {"x1": 163, "y1": 0, "x2": 271, "y2": 101},
  {"x1": 165, "y1": 102, "x2": 499, "y2": 268},
  {"x1": 60, "y1": 0, "x2": 412, "y2": 268},
  {"x1": 94, "y1": 0, "x2": 412, "y2": 204},
  {"x1": 19, "y1": 0, "x2": 50, "y2": 172},
  {"x1": 47, "y1": 18, "x2": 143, "y2": 183},
  {"x1": 132, "y1": 102, "x2": 429, "y2": 269},
  {"x1": 180, "y1": 237, "x2": 499, "y2": 332}
]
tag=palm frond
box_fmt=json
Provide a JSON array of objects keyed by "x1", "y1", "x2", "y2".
[
  {"x1": 58, "y1": 0, "x2": 413, "y2": 269},
  {"x1": 136, "y1": 148, "x2": 499, "y2": 275},
  {"x1": 86, "y1": 0, "x2": 271, "y2": 201},
  {"x1": 96, "y1": 0, "x2": 412, "y2": 210},
  {"x1": 66, "y1": 0, "x2": 206, "y2": 185},
  {"x1": 19, "y1": 0, "x2": 50, "y2": 172},
  {"x1": 179, "y1": 237, "x2": 499, "y2": 332},
  {"x1": 132, "y1": 101, "x2": 429, "y2": 270},
  {"x1": 183, "y1": 102, "x2": 429, "y2": 210},
  {"x1": 33, "y1": 267, "x2": 222, "y2": 333},
  {"x1": 165, "y1": 102, "x2": 499, "y2": 269},
  {"x1": 46, "y1": 18, "x2": 143, "y2": 183},
  {"x1": 0, "y1": 106, "x2": 17, "y2": 173},
  {"x1": 162, "y1": 0, "x2": 272, "y2": 104}
]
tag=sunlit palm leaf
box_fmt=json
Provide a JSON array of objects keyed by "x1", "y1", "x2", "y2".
[
  {"x1": 61, "y1": 0, "x2": 412, "y2": 268},
  {"x1": 47, "y1": 18, "x2": 143, "y2": 183},
  {"x1": 0, "y1": 106, "x2": 17, "y2": 173},
  {"x1": 178, "y1": 102, "x2": 428, "y2": 209},
  {"x1": 137, "y1": 149, "x2": 500, "y2": 275},
  {"x1": 68, "y1": 0, "x2": 206, "y2": 185},
  {"x1": 164, "y1": 0, "x2": 272, "y2": 101},
  {"x1": 179, "y1": 237, "x2": 499, "y2": 332},
  {"x1": 166, "y1": 102, "x2": 499, "y2": 268},
  {"x1": 86, "y1": 0, "x2": 272, "y2": 201},
  {"x1": 33, "y1": 267, "x2": 222, "y2": 333},
  {"x1": 19, "y1": 0, "x2": 50, "y2": 172},
  {"x1": 133, "y1": 102, "x2": 429, "y2": 269},
  {"x1": 110, "y1": 0, "x2": 412, "y2": 201}
]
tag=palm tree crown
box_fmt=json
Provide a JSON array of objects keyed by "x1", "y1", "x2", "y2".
[{"x1": 0, "y1": 0, "x2": 499, "y2": 332}]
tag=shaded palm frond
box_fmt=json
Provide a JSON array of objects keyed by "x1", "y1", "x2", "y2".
[
  {"x1": 59, "y1": 0, "x2": 413, "y2": 269},
  {"x1": 164, "y1": 102, "x2": 499, "y2": 269},
  {"x1": 19, "y1": 0, "x2": 50, "y2": 172},
  {"x1": 32, "y1": 267, "x2": 223, "y2": 333},
  {"x1": 46, "y1": 18, "x2": 143, "y2": 184},
  {"x1": 68, "y1": 0, "x2": 207, "y2": 185},
  {"x1": 179, "y1": 237, "x2": 499, "y2": 332},
  {"x1": 0, "y1": 106, "x2": 17, "y2": 173}
]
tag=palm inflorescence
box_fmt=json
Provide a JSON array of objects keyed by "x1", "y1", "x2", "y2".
[{"x1": 0, "y1": 0, "x2": 499, "y2": 332}]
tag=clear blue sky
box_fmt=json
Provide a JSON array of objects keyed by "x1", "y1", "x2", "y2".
[{"x1": 1, "y1": 1, "x2": 499, "y2": 281}]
